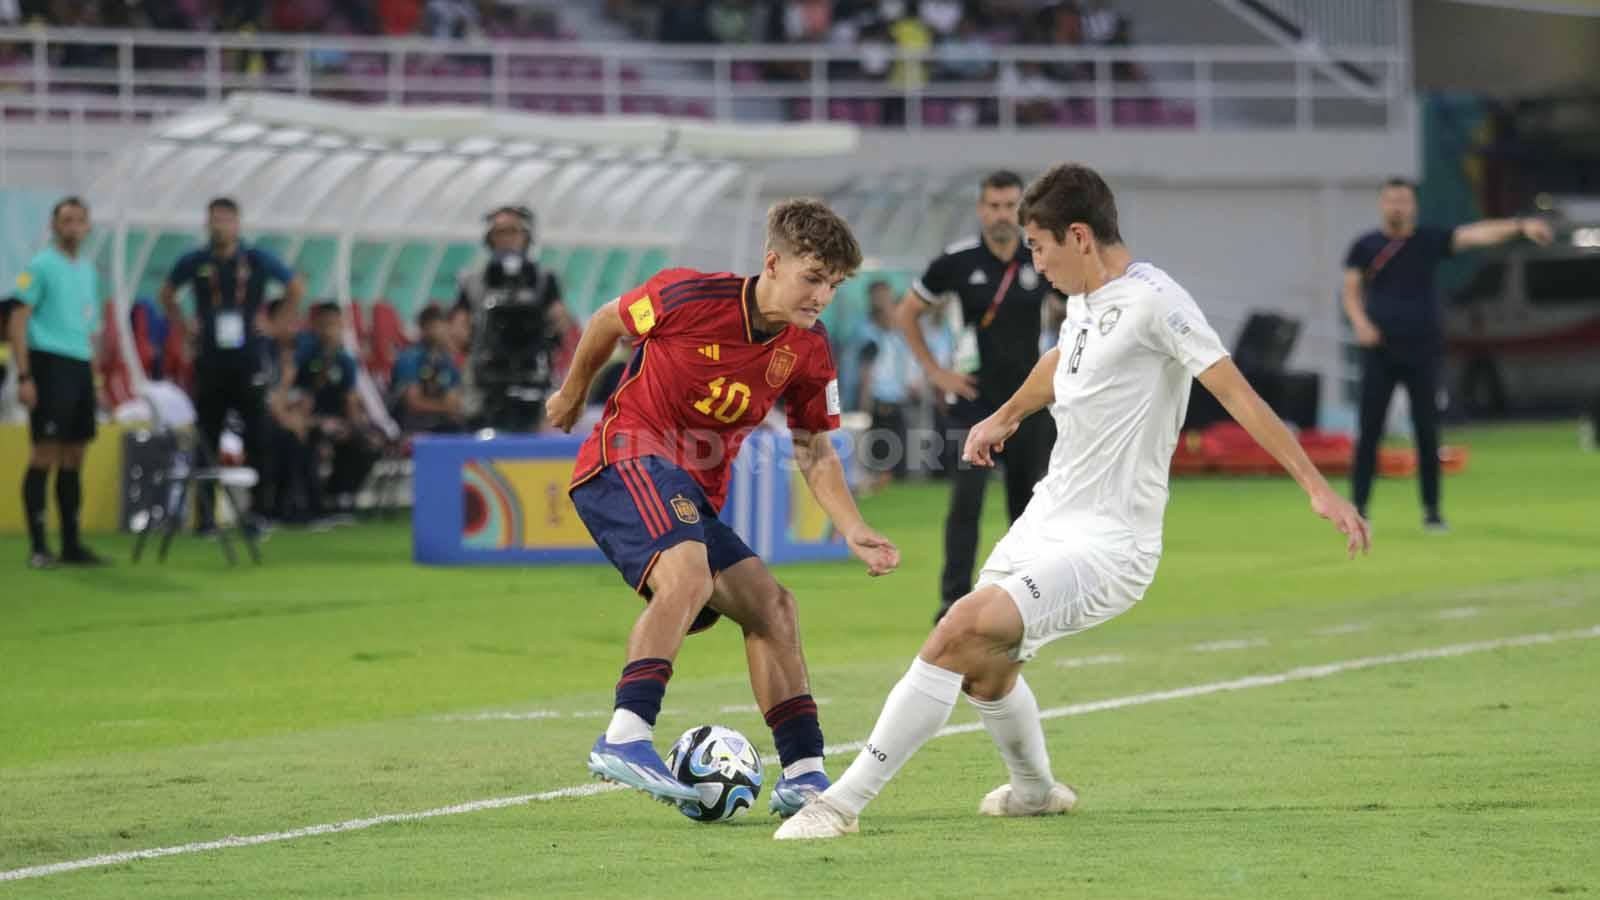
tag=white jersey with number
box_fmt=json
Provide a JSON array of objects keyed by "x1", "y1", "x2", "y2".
[
  {"x1": 1029, "y1": 261, "x2": 1229, "y2": 553},
  {"x1": 978, "y1": 262, "x2": 1229, "y2": 660}
]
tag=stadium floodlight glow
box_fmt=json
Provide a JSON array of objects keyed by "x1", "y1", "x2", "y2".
[{"x1": 1572, "y1": 227, "x2": 1600, "y2": 248}]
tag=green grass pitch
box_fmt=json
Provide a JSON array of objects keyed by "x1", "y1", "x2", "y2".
[{"x1": 2, "y1": 422, "x2": 1597, "y2": 898}]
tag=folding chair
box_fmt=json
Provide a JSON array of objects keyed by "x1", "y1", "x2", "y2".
[{"x1": 127, "y1": 383, "x2": 263, "y2": 566}]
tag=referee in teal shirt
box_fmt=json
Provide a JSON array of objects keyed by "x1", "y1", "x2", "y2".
[{"x1": 8, "y1": 197, "x2": 107, "y2": 568}]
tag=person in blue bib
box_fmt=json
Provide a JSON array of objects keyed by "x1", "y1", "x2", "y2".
[
  {"x1": 8, "y1": 196, "x2": 107, "y2": 568},
  {"x1": 390, "y1": 305, "x2": 466, "y2": 434},
  {"x1": 1341, "y1": 178, "x2": 1552, "y2": 532},
  {"x1": 161, "y1": 196, "x2": 304, "y2": 534}
]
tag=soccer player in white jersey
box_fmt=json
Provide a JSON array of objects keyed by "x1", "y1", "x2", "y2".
[{"x1": 776, "y1": 162, "x2": 1372, "y2": 840}]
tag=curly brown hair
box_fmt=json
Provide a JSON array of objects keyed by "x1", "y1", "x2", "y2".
[{"x1": 765, "y1": 198, "x2": 863, "y2": 277}]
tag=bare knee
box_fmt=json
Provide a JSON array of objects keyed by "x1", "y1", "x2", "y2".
[
  {"x1": 919, "y1": 586, "x2": 1022, "y2": 685},
  {"x1": 29, "y1": 442, "x2": 61, "y2": 468},
  {"x1": 744, "y1": 584, "x2": 798, "y2": 642},
  {"x1": 60, "y1": 443, "x2": 87, "y2": 469},
  {"x1": 651, "y1": 569, "x2": 715, "y2": 612}
]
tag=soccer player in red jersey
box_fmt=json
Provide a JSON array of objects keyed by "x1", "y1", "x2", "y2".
[{"x1": 546, "y1": 199, "x2": 901, "y2": 814}]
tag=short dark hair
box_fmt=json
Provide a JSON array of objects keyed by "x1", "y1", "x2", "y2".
[
  {"x1": 264, "y1": 297, "x2": 289, "y2": 319},
  {"x1": 981, "y1": 170, "x2": 1024, "y2": 194},
  {"x1": 449, "y1": 299, "x2": 472, "y2": 320},
  {"x1": 867, "y1": 278, "x2": 891, "y2": 294},
  {"x1": 208, "y1": 196, "x2": 240, "y2": 215},
  {"x1": 417, "y1": 304, "x2": 446, "y2": 328},
  {"x1": 765, "y1": 198, "x2": 863, "y2": 278},
  {"x1": 51, "y1": 195, "x2": 87, "y2": 220},
  {"x1": 1382, "y1": 177, "x2": 1416, "y2": 193},
  {"x1": 1021, "y1": 163, "x2": 1123, "y2": 245},
  {"x1": 311, "y1": 300, "x2": 341, "y2": 317}
]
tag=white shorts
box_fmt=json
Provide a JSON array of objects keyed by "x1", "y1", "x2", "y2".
[{"x1": 976, "y1": 526, "x2": 1161, "y2": 662}]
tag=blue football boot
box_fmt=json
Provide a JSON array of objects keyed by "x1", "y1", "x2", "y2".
[
  {"x1": 769, "y1": 769, "x2": 831, "y2": 818},
  {"x1": 587, "y1": 735, "x2": 700, "y2": 806}
]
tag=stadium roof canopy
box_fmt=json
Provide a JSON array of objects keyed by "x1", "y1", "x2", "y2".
[{"x1": 88, "y1": 92, "x2": 859, "y2": 396}]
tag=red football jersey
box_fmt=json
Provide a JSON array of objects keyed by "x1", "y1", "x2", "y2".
[{"x1": 571, "y1": 268, "x2": 842, "y2": 511}]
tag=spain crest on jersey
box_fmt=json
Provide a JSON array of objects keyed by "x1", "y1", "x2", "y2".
[{"x1": 766, "y1": 346, "x2": 797, "y2": 388}]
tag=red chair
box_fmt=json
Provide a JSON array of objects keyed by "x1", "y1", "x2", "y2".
[
  {"x1": 97, "y1": 302, "x2": 135, "y2": 408},
  {"x1": 367, "y1": 300, "x2": 409, "y2": 390}
]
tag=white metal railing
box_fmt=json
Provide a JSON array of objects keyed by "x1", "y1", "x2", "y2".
[{"x1": 0, "y1": 27, "x2": 1409, "y2": 133}]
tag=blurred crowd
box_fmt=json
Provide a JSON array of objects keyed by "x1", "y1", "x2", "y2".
[{"x1": 0, "y1": 0, "x2": 562, "y2": 40}]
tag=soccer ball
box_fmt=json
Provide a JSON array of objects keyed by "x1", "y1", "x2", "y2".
[{"x1": 665, "y1": 725, "x2": 764, "y2": 822}]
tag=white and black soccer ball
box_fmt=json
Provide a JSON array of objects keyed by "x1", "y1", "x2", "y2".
[{"x1": 665, "y1": 725, "x2": 764, "y2": 822}]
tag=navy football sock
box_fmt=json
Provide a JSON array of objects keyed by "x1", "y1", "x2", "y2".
[
  {"x1": 613, "y1": 657, "x2": 673, "y2": 727},
  {"x1": 764, "y1": 694, "x2": 823, "y2": 769}
]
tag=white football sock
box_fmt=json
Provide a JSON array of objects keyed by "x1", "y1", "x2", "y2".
[
  {"x1": 783, "y1": 756, "x2": 826, "y2": 779},
  {"x1": 825, "y1": 657, "x2": 963, "y2": 817},
  {"x1": 967, "y1": 675, "x2": 1055, "y2": 808},
  {"x1": 604, "y1": 708, "x2": 652, "y2": 745}
]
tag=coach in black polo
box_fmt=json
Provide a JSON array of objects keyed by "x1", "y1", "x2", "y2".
[
  {"x1": 1341, "y1": 178, "x2": 1551, "y2": 531},
  {"x1": 895, "y1": 170, "x2": 1064, "y2": 622},
  {"x1": 161, "y1": 196, "x2": 304, "y2": 532}
]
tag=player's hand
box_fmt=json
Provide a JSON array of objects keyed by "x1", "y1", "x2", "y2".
[
  {"x1": 1311, "y1": 487, "x2": 1370, "y2": 559},
  {"x1": 545, "y1": 387, "x2": 582, "y2": 433},
  {"x1": 1520, "y1": 217, "x2": 1555, "y2": 246},
  {"x1": 18, "y1": 378, "x2": 37, "y2": 410},
  {"x1": 963, "y1": 412, "x2": 1019, "y2": 468},
  {"x1": 930, "y1": 367, "x2": 978, "y2": 401},
  {"x1": 846, "y1": 525, "x2": 899, "y2": 576},
  {"x1": 1353, "y1": 319, "x2": 1382, "y2": 348}
]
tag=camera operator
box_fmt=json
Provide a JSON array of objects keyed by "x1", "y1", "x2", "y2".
[{"x1": 454, "y1": 205, "x2": 568, "y2": 431}]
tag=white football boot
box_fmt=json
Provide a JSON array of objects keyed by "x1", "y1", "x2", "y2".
[
  {"x1": 978, "y1": 782, "x2": 1079, "y2": 817},
  {"x1": 772, "y1": 795, "x2": 860, "y2": 840}
]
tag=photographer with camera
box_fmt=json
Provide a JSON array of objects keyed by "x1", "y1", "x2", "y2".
[{"x1": 455, "y1": 205, "x2": 568, "y2": 432}]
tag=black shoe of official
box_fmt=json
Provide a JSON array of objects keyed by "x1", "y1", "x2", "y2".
[
  {"x1": 195, "y1": 522, "x2": 219, "y2": 538},
  {"x1": 60, "y1": 545, "x2": 110, "y2": 567},
  {"x1": 1422, "y1": 512, "x2": 1450, "y2": 535},
  {"x1": 27, "y1": 550, "x2": 58, "y2": 570}
]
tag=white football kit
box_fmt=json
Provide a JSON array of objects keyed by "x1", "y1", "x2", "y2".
[{"x1": 978, "y1": 262, "x2": 1230, "y2": 660}]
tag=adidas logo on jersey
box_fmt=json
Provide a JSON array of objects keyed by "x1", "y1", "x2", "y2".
[
  {"x1": 697, "y1": 344, "x2": 721, "y2": 361},
  {"x1": 968, "y1": 270, "x2": 989, "y2": 285}
]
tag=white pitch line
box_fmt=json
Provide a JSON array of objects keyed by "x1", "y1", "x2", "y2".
[
  {"x1": 1188, "y1": 638, "x2": 1269, "y2": 653},
  {"x1": 1314, "y1": 623, "x2": 1370, "y2": 637},
  {"x1": 1436, "y1": 607, "x2": 1482, "y2": 620},
  {"x1": 1054, "y1": 654, "x2": 1128, "y2": 669},
  {"x1": 5, "y1": 624, "x2": 1597, "y2": 884},
  {"x1": 435, "y1": 711, "x2": 564, "y2": 722}
]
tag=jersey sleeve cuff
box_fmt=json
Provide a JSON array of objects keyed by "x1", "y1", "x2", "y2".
[{"x1": 910, "y1": 279, "x2": 940, "y2": 305}]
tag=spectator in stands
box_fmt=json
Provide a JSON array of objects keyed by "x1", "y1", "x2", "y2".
[
  {"x1": 424, "y1": 0, "x2": 480, "y2": 39},
  {"x1": 390, "y1": 304, "x2": 466, "y2": 434},
  {"x1": 856, "y1": 279, "x2": 921, "y2": 492},
  {"x1": 1081, "y1": 0, "x2": 1126, "y2": 46},
  {"x1": 257, "y1": 297, "x2": 321, "y2": 525},
  {"x1": 657, "y1": 0, "x2": 714, "y2": 44},
  {"x1": 296, "y1": 302, "x2": 378, "y2": 515},
  {"x1": 161, "y1": 196, "x2": 304, "y2": 535}
]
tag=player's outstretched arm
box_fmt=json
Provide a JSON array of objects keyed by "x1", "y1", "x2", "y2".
[
  {"x1": 963, "y1": 347, "x2": 1059, "y2": 468},
  {"x1": 1197, "y1": 358, "x2": 1371, "y2": 558},
  {"x1": 546, "y1": 299, "x2": 629, "y2": 432},
  {"x1": 793, "y1": 429, "x2": 899, "y2": 576}
]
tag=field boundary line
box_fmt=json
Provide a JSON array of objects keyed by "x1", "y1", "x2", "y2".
[{"x1": 5, "y1": 624, "x2": 1596, "y2": 883}]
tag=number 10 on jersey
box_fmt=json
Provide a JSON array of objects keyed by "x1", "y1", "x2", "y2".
[{"x1": 694, "y1": 377, "x2": 752, "y2": 423}]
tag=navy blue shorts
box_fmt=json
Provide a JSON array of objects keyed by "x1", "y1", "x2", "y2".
[{"x1": 570, "y1": 455, "x2": 756, "y2": 634}]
